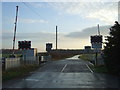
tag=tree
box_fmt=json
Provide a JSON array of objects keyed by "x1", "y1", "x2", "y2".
[{"x1": 104, "y1": 21, "x2": 120, "y2": 75}]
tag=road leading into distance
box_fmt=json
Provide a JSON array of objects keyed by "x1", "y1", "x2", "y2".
[{"x1": 3, "y1": 55, "x2": 120, "y2": 88}]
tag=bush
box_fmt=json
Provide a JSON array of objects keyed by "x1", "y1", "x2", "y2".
[{"x1": 103, "y1": 21, "x2": 120, "y2": 75}]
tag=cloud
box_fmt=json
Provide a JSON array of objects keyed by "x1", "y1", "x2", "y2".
[
  {"x1": 29, "y1": 2, "x2": 45, "y2": 8},
  {"x1": 118, "y1": 1, "x2": 120, "y2": 23},
  {"x1": 87, "y1": 5, "x2": 118, "y2": 24},
  {"x1": 2, "y1": 31, "x2": 54, "y2": 41},
  {"x1": 65, "y1": 25, "x2": 111, "y2": 38},
  {"x1": 2, "y1": 17, "x2": 48, "y2": 25},
  {"x1": 2, "y1": 25, "x2": 112, "y2": 51},
  {"x1": 2, "y1": 31, "x2": 55, "y2": 50},
  {"x1": 28, "y1": 2, "x2": 49, "y2": 8},
  {"x1": 19, "y1": 18, "x2": 48, "y2": 23},
  {"x1": 2, "y1": 30, "x2": 91, "y2": 51},
  {"x1": 48, "y1": 2, "x2": 118, "y2": 24}
]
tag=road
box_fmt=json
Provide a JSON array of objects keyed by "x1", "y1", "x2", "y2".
[{"x1": 3, "y1": 55, "x2": 120, "y2": 88}]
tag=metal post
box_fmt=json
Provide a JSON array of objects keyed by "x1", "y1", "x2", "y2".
[
  {"x1": 13, "y1": 6, "x2": 19, "y2": 55},
  {"x1": 95, "y1": 52, "x2": 98, "y2": 65}
]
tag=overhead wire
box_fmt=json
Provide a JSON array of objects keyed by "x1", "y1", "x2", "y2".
[{"x1": 22, "y1": 2, "x2": 47, "y2": 21}]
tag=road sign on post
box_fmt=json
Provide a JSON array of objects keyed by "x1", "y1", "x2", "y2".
[
  {"x1": 90, "y1": 35, "x2": 103, "y2": 65},
  {"x1": 91, "y1": 35, "x2": 102, "y2": 50}
]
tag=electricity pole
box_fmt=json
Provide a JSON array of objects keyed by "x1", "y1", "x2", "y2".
[
  {"x1": 13, "y1": 6, "x2": 19, "y2": 55},
  {"x1": 56, "y1": 26, "x2": 57, "y2": 50}
]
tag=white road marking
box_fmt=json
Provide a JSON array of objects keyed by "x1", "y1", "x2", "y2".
[
  {"x1": 86, "y1": 64, "x2": 94, "y2": 73},
  {"x1": 24, "y1": 79, "x2": 39, "y2": 81},
  {"x1": 61, "y1": 64, "x2": 67, "y2": 72}
]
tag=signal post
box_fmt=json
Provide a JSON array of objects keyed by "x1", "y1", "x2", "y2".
[{"x1": 90, "y1": 35, "x2": 103, "y2": 65}]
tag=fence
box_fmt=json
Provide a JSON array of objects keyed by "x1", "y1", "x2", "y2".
[
  {"x1": 5, "y1": 58, "x2": 21, "y2": 70},
  {"x1": 3, "y1": 55, "x2": 51, "y2": 70}
]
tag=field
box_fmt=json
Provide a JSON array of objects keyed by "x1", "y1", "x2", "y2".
[{"x1": 50, "y1": 53, "x2": 77, "y2": 60}]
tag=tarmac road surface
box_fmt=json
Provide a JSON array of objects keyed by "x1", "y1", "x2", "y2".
[{"x1": 3, "y1": 55, "x2": 120, "y2": 88}]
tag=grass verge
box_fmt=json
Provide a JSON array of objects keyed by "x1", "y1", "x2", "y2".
[
  {"x1": 2, "y1": 64, "x2": 40, "y2": 82},
  {"x1": 89, "y1": 65, "x2": 108, "y2": 73},
  {"x1": 78, "y1": 54, "x2": 94, "y2": 61},
  {"x1": 89, "y1": 65, "x2": 120, "y2": 76},
  {"x1": 79, "y1": 54, "x2": 108, "y2": 74}
]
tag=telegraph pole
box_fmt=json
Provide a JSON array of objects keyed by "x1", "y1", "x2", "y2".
[
  {"x1": 98, "y1": 24, "x2": 100, "y2": 35},
  {"x1": 13, "y1": 6, "x2": 19, "y2": 55},
  {"x1": 56, "y1": 26, "x2": 58, "y2": 50}
]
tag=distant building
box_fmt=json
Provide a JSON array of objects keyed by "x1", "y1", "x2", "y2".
[
  {"x1": 84, "y1": 46, "x2": 91, "y2": 50},
  {"x1": 84, "y1": 46, "x2": 91, "y2": 53}
]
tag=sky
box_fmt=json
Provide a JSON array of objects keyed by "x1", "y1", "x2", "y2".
[{"x1": 1, "y1": 0, "x2": 119, "y2": 52}]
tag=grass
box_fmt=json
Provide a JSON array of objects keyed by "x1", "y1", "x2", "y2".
[
  {"x1": 90, "y1": 65, "x2": 108, "y2": 73},
  {"x1": 78, "y1": 54, "x2": 94, "y2": 61},
  {"x1": 2, "y1": 64, "x2": 40, "y2": 82},
  {"x1": 52, "y1": 55, "x2": 74, "y2": 60},
  {"x1": 51, "y1": 53, "x2": 76, "y2": 60},
  {"x1": 2, "y1": 54, "x2": 22, "y2": 58},
  {"x1": 90, "y1": 65, "x2": 120, "y2": 76}
]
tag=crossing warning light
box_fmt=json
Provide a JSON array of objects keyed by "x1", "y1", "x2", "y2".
[
  {"x1": 18, "y1": 41, "x2": 31, "y2": 50},
  {"x1": 91, "y1": 35, "x2": 102, "y2": 43},
  {"x1": 46, "y1": 43, "x2": 52, "y2": 52}
]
